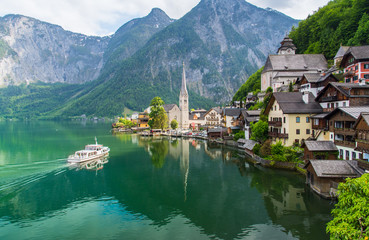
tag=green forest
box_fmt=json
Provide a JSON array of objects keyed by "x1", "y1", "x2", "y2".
[{"x1": 289, "y1": 0, "x2": 369, "y2": 59}]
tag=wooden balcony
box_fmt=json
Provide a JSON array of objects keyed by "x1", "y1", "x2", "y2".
[
  {"x1": 268, "y1": 132, "x2": 277, "y2": 137},
  {"x1": 268, "y1": 132, "x2": 288, "y2": 138},
  {"x1": 268, "y1": 121, "x2": 282, "y2": 127},
  {"x1": 321, "y1": 96, "x2": 338, "y2": 102},
  {"x1": 335, "y1": 140, "x2": 356, "y2": 148},
  {"x1": 334, "y1": 128, "x2": 355, "y2": 135}
]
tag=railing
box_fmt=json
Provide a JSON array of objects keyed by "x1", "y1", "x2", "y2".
[
  {"x1": 321, "y1": 96, "x2": 338, "y2": 102},
  {"x1": 268, "y1": 132, "x2": 288, "y2": 138},
  {"x1": 278, "y1": 133, "x2": 289, "y2": 138},
  {"x1": 334, "y1": 128, "x2": 355, "y2": 135},
  {"x1": 335, "y1": 140, "x2": 356, "y2": 148},
  {"x1": 268, "y1": 121, "x2": 282, "y2": 127},
  {"x1": 268, "y1": 132, "x2": 277, "y2": 137}
]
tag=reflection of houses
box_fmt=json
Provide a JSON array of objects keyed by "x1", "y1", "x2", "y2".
[
  {"x1": 268, "y1": 186, "x2": 307, "y2": 217},
  {"x1": 265, "y1": 92, "x2": 322, "y2": 146},
  {"x1": 325, "y1": 106, "x2": 369, "y2": 160},
  {"x1": 353, "y1": 112, "x2": 369, "y2": 161},
  {"x1": 261, "y1": 36, "x2": 328, "y2": 92},
  {"x1": 203, "y1": 107, "x2": 222, "y2": 127},
  {"x1": 305, "y1": 160, "x2": 363, "y2": 199},
  {"x1": 340, "y1": 45, "x2": 369, "y2": 84},
  {"x1": 302, "y1": 141, "x2": 338, "y2": 164}
]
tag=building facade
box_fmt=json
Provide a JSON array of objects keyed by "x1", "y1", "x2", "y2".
[{"x1": 340, "y1": 46, "x2": 369, "y2": 84}]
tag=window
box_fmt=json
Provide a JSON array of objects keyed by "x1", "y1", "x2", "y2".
[
  {"x1": 346, "y1": 78, "x2": 351, "y2": 83},
  {"x1": 296, "y1": 117, "x2": 300, "y2": 123},
  {"x1": 314, "y1": 119, "x2": 319, "y2": 125},
  {"x1": 353, "y1": 76, "x2": 358, "y2": 81},
  {"x1": 364, "y1": 74, "x2": 369, "y2": 79},
  {"x1": 364, "y1": 64, "x2": 369, "y2": 69},
  {"x1": 306, "y1": 129, "x2": 310, "y2": 134},
  {"x1": 283, "y1": 117, "x2": 286, "y2": 123},
  {"x1": 352, "y1": 152, "x2": 356, "y2": 160},
  {"x1": 296, "y1": 129, "x2": 300, "y2": 135},
  {"x1": 355, "y1": 65, "x2": 358, "y2": 70},
  {"x1": 343, "y1": 102, "x2": 346, "y2": 107},
  {"x1": 339, "y1": 149, "x2": 343, "y2": 158},
  {"x1": 306, "y1": 117, "x2": 310, "y2": 123},
  {"x1": 346, "y1": 151, "x2": 350, "y2": 160}
]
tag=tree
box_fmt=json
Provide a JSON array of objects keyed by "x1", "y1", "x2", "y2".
[
  {"x1": 170, "y1": 119, "x2": 178, "y2": 130},
  {"x1": 250, "y1": 119, "x2": 269, "y2": 143},
  {"x1": 289, "y1": 82, "x2": 293, "y2": 92},
  {"x1": 327, "y1": 174, "x2": 369, "y2": 240},
  {"x1": 148, "y1": 97, "x2": 168, "y2": 130}
]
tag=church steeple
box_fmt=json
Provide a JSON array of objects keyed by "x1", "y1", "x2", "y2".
[
  {"x1": 180, "y1": 62, "x2": 188, "y2": 96},
  {"x1": 179, "y1": 62, "x2": 189, "y2": 129}
]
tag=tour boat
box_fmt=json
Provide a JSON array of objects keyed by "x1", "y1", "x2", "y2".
[{"x1": 68, "y1": 138, "x2": 110, "y2": 163}]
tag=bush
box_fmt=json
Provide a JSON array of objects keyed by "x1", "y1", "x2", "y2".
[
  {"x1": 259, "y1": 139, "x2": 271, "y2": 158},
  {"x1": 233, "y1": 131, "x2": 245, "y2": 141}
]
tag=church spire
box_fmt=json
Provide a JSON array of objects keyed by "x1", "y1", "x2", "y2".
[{"x1": 180, "y1": 62, "x2": 188, "y2": 96}]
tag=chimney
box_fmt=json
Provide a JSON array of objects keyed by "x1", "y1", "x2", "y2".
[{"x1": 302, "y1": 91, "x2": 309, "y2": 104}]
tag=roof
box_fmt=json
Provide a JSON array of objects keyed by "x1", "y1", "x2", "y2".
[
  {"x1": 163, "y1": 104, "x2": 178, "y2": 112},
  {"x1": 302, "y1": 141, "x2": 338, "y2": 152},
  {"x1": 316, "y1": 82, "x2": 369, "y2": 101},
  {"x1": 266, "y1": 92, "x2": 323, "y2": 114},
  {"x1": 311, "y1": 112, "x2": 330, "y2": 119},
  {"x1": 263, "y1": 54, "x2": 327, "y2": 73},
  {"x1": 224, "y1": 108, "x2": 241, "y2": 117},
  {"x1": 326, "y1": 106, "x2": 369, "y2": 120},
  {"x1": 273, "y1": 72, "x2": 304, "y2": 78},
  {"x1": 189, "y1": 112, "x2": 205, "y2": 120},
  {"x1": 212, "y1": 107, "x2": 222, "y2": 114},
  {"x1": 353, "y1": 112, "x2": 369, "y2": 129},
  {"x1": 245, "y1": 116, "x2": 260, "y2": 123},
  {"x1": 277, "y1": 36, "x2": 297, "y2": 52},
  {"x1": 334, "y1": 46, "x2": 350, "y2": 59},
  {"x1": 208, "y1": 128, "x2": 227, "y2": 133},
  {"x1": 237, "y1": 139, "x2": 258, "y2": 150},
  {"x1": 307, "y1": 160, "x2": 362, "y2": 178},
  {"x1": 296, "y1": 72, "x2": 338, "y2": 85},
  {"x1": 246, "y1": 110, "x2": 261, "y2": 116},
  {"x1": 344, "y1": 46, "x2": 369, "y2": 60}
]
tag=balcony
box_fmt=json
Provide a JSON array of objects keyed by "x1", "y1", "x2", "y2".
[
  {"x1": 278, "y1": 133, "x2": 289, "y2": 138},
  {"x1": 334, "y1": 128, "x2": 355, "y2": 135},
  {"x1": 321, "y1": 96, "x2": 338, "y2": 102},
  {"x1": 335, "y1": 140, "x2": 356, "y2": 148},
  {"x1": 343, "y1": 70, "x2": 355, "y2": 77},
  {"x1": 268, "y1": 132, "x2": 278, "y2": 137},
  {"x1": 268, "y1": 121, "x2": 282, "y2": 127},
  {"x1": 268, "y1": 132, "x2": 288, "y2": 138}
]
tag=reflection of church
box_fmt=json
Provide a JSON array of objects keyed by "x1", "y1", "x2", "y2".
[{"x1": 163, "y1": 63, "x2": 189, "y2": 130}]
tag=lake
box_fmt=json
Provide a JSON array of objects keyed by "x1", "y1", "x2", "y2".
[{"x1": 0, "y1": 121, "x2": 333, "y2": 239}]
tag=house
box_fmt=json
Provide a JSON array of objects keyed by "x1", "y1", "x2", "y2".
[
  {"x1": 261, "y1": 36, "x2": 328, "y2": 92},
  {"x1": 137, "y1": 112, "x2": 150, "y2": 128},
  {"x1": 325, "y1": 106, "x2": 369, "y2": 160},
  {"x1": 295, "y1": 72, "x2": 338, "y2": 97},
  {"x1": 203, "y1": 107, "x2": 222, "y2": 127},
  {"x1": 189, "y1": 109, "x2": 207, "y2": 130},
  {"x1": 239, "y1": 110, "x2": 261, "y2": 139},
  {"x1": 315, "y1": 82, "x2": 369, "y2": 112},
  {"x1": 164, "y1": 104, "x2": 181, "y2": 127},
  {"x1": 311, "y1": 112, "x2": 330, "y2": 141},
  {"x1": 223, "y1": 108, "x2": 242, "y2": 128},
  {"x1": 237, "y1": 139, "x2": 257, "y2": 156},
  {"x1": 353, "y1": 112, "x2": 369, "y2": 161},
  {"x1": 305, "y1": 160, "x2": 363, "y2": 199},
  {"x1": 334, "y1": 45, "x2": 350, "y2": 67},
  {"x1": 340, "y1": 45, "x2": 369, "y2": 84},
  {"x1": 301, "y1": 141, "x2": 338, "y2": 163},
  {"x1": 207, "y1": 127, "x2": 228, "y2": 139},
  {"x1": 264, "y1": 92, "x2": 323, "y2": 146}
]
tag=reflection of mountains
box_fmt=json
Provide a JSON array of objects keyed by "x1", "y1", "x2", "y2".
[{"x1": 0, "y1": 137, "x2": 332, "y2": 240}]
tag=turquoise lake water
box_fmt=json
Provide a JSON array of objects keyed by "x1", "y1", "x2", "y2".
[{"x1": 0, "y1": 121, "x2": 333, "y2": 239}]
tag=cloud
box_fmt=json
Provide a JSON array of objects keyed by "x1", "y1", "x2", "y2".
[{"x1": 0, "y1": 0, "x2": 329, "y2": 36}]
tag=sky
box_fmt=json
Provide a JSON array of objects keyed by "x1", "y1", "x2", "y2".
[{"x1": 0, "y1": 0, "x2": 330, "y2": 36}]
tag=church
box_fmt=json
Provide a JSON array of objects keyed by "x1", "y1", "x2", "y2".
[{"x1": 163, "y1": 63, "x2": 189, "y2": 130}]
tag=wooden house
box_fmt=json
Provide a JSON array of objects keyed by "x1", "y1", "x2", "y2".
[
  {"x1": 325, "y1": 106, "x2": 369, "y2": 160},
  {"x1": 301, "y1": 141, "x2": 338, "y2": 164},
  {"x1": 295, "y1": 72, "x2": 338, "y2": 97},
  {"x1": 315, "y1": 82, "x2": 369, "y2": 112},
  {"x1": 305, "y1": 160, "x2": 363, "y2": 199},
  {"x1": 207, "y1": 128, "x2": 228, "y2": 139},
  {"x1": 237, "y1": 139, "x2": 258, "y2": 156},
  {"x1": 354, "y1": 112, "x2": 369, "y2": 161}
]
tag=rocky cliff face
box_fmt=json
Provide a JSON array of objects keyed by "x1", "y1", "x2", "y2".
[{"x1": 0, "y1": 15, "x2": 109, "y2": 86}]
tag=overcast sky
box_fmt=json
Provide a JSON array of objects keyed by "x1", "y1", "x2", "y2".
[{"x1": 0, "y1": 0, "x2": 330, "y2": 36}]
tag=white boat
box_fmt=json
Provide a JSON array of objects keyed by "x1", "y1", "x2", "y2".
[{"x1": 68, "y1": 138, "x2": 110, "y2": 163}]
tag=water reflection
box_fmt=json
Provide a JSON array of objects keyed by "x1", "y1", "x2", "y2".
[
  {"x1": 0, "y1": 126, "x2": 333, "y2": 240},
  {"x1": 68, "y1": 156, "x2": 109, "y2": 172}
]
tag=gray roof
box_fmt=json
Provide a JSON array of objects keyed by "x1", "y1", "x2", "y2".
[
  {"x1": 224, "y1": 108, "x2": 241, "y2": 117},
  {"x1": 263, "y1": 54, "x2": 328, "y2": 73},
  {"x1": 334, "y1": 46, "x2": 350, "y2": 59},
  {"x1": 246, "y1": 110, "x2": 261, "y2": 116},
  {"x1": 308, "y1": 160, "x2": 362, "y2": 178},
  {"x1": 273, "y1": 72, "x2": 304, "y2": 78},
  {"x1": 311, "y1": 112, "x2": 330, "y2": 119},
  {"x1": 163, "y1": 104, "x2": 177, "y2": 112},
  {"x1": 189, "y1": 112, "x2": 205, "y2": 120},
  {"x1": 316, "y1": 82, "x2": 369, "y2": 101},
  {"x1": 272, "y1": 92, "x2": 323, "y2": 114},
  {"x1": 245, "y1": 116, "x2": 260, "y2": 123},
  {"x1": 326, "y1": 106, "x2": 369, "y2": 120},
  {"x1": 344, "y1": 46, "x2": 369, "y2": 60},
  {"x1": 277, "y1": 36, "x2": 297, "y2": 52},
  {"x1": 212, "y1": 107, "x2": 222, "y2": 114},
  {"x1": 208, "y1": 128, "x2": 227, "y2": 133},
  {"x1": 237, "y1": 139, "x2": 258, "y2": 150},
  {"x1": 303, "y1": 141, "x2": 338, "y2": 152}
]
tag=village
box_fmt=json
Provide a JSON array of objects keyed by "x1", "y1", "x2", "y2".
[{"x1": 112, "y1": 37, "x2": 369, "y2": 199}]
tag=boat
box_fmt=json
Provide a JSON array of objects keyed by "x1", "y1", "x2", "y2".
[{"x1": 68, "y1": 137, "x2": 110, "y2": 163}]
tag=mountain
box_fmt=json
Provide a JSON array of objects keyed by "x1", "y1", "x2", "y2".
[
  {"x1": 0, "y1": 15, "x2": 109, "y2": 86},
  {"x1": 104, "y1": 8, "x2": 174, "y2": 66},
  {"x1": 289, "y1": 0, "x2": 369, "y2": 59},
  {"x1": 59, "y1": 0, "x2": 298, "y2": 117}
]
